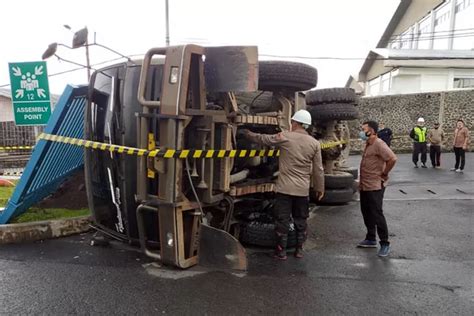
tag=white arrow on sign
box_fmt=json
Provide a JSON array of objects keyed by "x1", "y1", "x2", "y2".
[
  {"x1": 34, "y1": 65, "x2": 44, "y2": 76},
  {"x1": 12, "y1": 67, "x2": 22, "y2": 76},
  {"x1": 15, "y1": 89, "x2": 24, "y2": 99},
  {"x1": 37, "y1": 88, "x2": 46, "y2": 98}
]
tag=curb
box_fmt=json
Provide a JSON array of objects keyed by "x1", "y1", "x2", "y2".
[{"x1": 0, "y1": 215, "x2": 92, "y2": 244}]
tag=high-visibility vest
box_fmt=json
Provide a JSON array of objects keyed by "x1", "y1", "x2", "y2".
[{"x1": 414, "y1": 127, "x2": 427, "y2": 142}]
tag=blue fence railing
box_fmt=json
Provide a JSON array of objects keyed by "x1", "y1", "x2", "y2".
[{"x1": 0, "y1": 85, "x2": 87, "y2": 224}]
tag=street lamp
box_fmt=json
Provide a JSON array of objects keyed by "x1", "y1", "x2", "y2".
[
  {"x1": 66, "y1": 25, "x2": 134, "y2": 63},
  {"x1": 41, "y1": 27, "x2": 91, "y2": 80},
  {"x1": 71, "y1": 27, "x2": 91, "y2": 79},
  {"x1": 42, "y1": 25, "x2": 135, "y2": 81}
]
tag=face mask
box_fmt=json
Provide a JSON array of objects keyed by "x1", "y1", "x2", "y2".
[{"x1": 359, "y1": 131, "x2": 368, "y2": 141}]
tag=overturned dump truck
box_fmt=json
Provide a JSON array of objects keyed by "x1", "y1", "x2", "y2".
[{"x1": 84, "y1": 45, "x2": 356, "y2": 270}]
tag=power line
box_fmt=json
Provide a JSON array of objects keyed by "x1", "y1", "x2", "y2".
[
  {"x1": 2, "y1": 49, "x2": 472, "y2": 88},
  {"x1": 385, "y1": 27, "x2": 474, "y2": 41},
  {"x1": 0, "y1": 55, "x2": 135, "y2": 88},
  {"x1": 259, "y1": 54, "x2": 473, "y2": 61},
  {"x1": 387, "y1": 32, "x2": 474, "y2": 43}
]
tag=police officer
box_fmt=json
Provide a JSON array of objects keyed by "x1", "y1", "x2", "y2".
[
  {"x1": 242, "y1": 110, "x2": 325, "y2": 260},
  {"x1": 410, "y1": 117, "x2": 428, "y2": 168}
]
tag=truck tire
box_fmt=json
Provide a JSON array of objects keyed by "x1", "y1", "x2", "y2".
[
  {"x1": 312, "y1": 187, "x2": 354, "y2": 205},
  {"x1": 240, "y1": 221, "x2": 297, "y2": 248},
  {"x1": 308, "y1": 103, "x2": 358, "y2": 121},
  {"x1": 335, "y1": 167, "x2": 359, "y2": 179},
  {"x1": 258, "y1": 61, "x2": 318, "y2": 92},
  {"x1": 306, "y1": 88, "x2": 356, "y2": 105},
  {"x1": 324, "y1": 172, "x2": 354, "y2": 189}
]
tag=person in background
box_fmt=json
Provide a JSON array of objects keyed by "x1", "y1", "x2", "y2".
[
  {"x1": 409, "y1": 117, "x2": 428, "y2": 168},
  {"x1": 428, "y1": 122, "x2": 445, "y2": 169},
  {"x1": 358, "y1": 120, "x2": 397, "y2": 257},
  {"x1": 451, "y1": 119, "x2": 470, "y2": 173},
  {"x1": 377, "y1": 122, "x2": 393, "y2": 147}
]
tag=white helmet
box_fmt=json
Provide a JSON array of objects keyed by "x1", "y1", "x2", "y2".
[
  {"x1": 292, "y1": 110, "x2": 312, "y2": 126},
  {"x1": 417, "y1": 117, "x2": 425, "y2": 123}
]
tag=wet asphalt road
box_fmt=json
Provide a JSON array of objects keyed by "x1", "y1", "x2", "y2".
[{"x1": 0, "y1": 154, "x2": 473, "y2": 315}]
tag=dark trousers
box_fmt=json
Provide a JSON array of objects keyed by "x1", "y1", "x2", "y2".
[
  {"x1": 429, "y1": 145, "x2": 441, "y2": 167},
  {"x1": 360, "y1": 189, "x2": 389, "y2": 245},
  {"x1": 412, "y1": 142, "x2": 427, "y2": 165},
  {"x1": 454, "y1": 147, "x2": 466, "y2": 170},
  {"x1": 273, "y1": 193, "x2": 309, "y2": 247}
]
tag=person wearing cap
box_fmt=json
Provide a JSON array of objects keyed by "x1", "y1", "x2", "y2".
[
  {"x1": 358, "y1": 120, "x2": 397, "y2": 257},
  {"x1": 409, "y1": 118, "x2": 428, "y2": 168},
  {"x1": 242, "y1": 109, "x2": 325, "y2": 260},
  {"x1": 451, "y1": 119, "x2": 470, "y2": 173},
  {"x1": 428, "y1": 122, "x2": 445, "y2": 168}
]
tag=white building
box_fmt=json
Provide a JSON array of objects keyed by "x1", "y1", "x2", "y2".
[
  {"x1": 0, "y1": 89, "x2": 15, "y2": 122},
  {"x1": 348, "y1": 0, "x2": 474, "y2": 96}
]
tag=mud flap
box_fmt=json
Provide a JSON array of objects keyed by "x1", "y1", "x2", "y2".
[{"x1": 198, "y1": 224, "x2": 247, "y2": 271}]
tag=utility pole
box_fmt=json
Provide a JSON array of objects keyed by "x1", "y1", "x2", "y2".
[
  {"x1": 85, "y1": 37, "x2": 91, "y2": 80},
  {"x1": 165, "y1": 0, "x2": 170, "y2": 46}
]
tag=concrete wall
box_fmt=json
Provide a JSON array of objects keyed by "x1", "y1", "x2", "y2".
[{"x1": 350, "y1": 88, "x2": 474, "y2": 153}]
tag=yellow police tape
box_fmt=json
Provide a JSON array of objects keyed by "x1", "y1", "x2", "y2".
[
  {"x1": 22, "y1": 133, "x2": 346, "y2": 159},
  {"x1": 0, "y1": 145, "x2": 34, "y2": 151}
]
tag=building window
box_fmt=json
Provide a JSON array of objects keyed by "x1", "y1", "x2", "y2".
[
  {"x1": 368, "y1": 78, "x2": 381, "y2": 96},
  {"x1": 381, "y1": 73, "x2": 391, "y2": 92},
  {"x1": 453, "y1": 78, "x2": 474, "y2": 88},
  {"x1": 434, "y1": 11, "x2": 450, "y2": 26},
  {"x1": 455, "y1": 0, "x2": 473, "y2": 13}
]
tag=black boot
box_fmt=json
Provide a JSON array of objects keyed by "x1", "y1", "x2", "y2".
[{"x1": 274, "y1": 232, "x2": 288, "y2": 260}]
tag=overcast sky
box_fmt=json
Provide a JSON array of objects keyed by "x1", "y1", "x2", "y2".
[{"x1": 0, "y1": 0, "x2": 399, "y2": 95}]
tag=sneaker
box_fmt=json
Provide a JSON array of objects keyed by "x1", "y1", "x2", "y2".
[
  {"x1": 414, "y1": 164, "x2": 419, "y2": 168},
  {"x1": 450, "y1": 168, "x2": 456, "y2": 171},
  {"x1": 357, "y1": 240, "x2": 377, "y2": 248},
  {"x1": 378, "y1": 244, "x2": 390, "y2": 257},
  {"x1": 435, "y1": 166, "x2": 441, "y2": 169},
  {"x1": 455, "y1": 169, "x2": 463, "y2": 173},
  {"x1": 421, "y1": 164, "x2": 427, "y2": 168},
  {"x1": 274, "y1": 245, "x2": 287, "y2": 260}
]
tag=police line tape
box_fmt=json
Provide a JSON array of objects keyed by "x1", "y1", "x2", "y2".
[
  {"x1": 1, "y1": 133, "x2": 346, "y2": 158},
  {"x1": 0, "y1": 145, "x2": 35, "y2": 151}
]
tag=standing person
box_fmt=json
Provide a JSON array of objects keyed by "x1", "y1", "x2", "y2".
[
  {"x1": 409, "y1": 117, "x2": 428, "y2": 168},
  {"x1": 243, "y1": 110, "x2": 325, "y2": 260},
  {"x1": 358, "y1": 121, "x2": 397, "y2": 257},
  {"x1": 428, "y1": 122, "x2": 445, "y2": 168},
  {"x1": 451, "y1": 119, "x2": 470, "y2": 173},
  {"x1": 377, "y1": 122, "x2": 393, "y2": 147}
]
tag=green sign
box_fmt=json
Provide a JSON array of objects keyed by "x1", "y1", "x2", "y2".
[{"x1": 8, "y1": 61, "x2": 52, "y2": 126}]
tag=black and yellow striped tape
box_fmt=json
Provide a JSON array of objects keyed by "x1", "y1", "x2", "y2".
[
  {"x1": 320, "y1": 140, "x2": 347, "y2": 149},
  {"x1": 0, "y1": 145, "x2": 34, "y2": 151},
  {"x1": 37, "y1": 133, "x2": 280, "y2": 159},
  {"x1": 35, "y1": 133, "x2": 346, "y2": 159}
]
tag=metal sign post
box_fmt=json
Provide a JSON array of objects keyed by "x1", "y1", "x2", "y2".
[{"x1": 8, "y1": 61, "x2": 52, "y2": 126}]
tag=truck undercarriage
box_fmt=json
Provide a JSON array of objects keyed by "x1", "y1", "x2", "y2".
[{"x1": 84, "y1": 45, "x2": 358, "y2": 270}]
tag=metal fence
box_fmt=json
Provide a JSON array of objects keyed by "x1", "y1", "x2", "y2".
[{"x1": 0, "y1": 121, "x2": 44, "y2": 174}]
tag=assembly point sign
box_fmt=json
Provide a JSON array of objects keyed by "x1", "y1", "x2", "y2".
[{"x1": 8, "y1": 61, "x2": 52, "y2": 126}]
